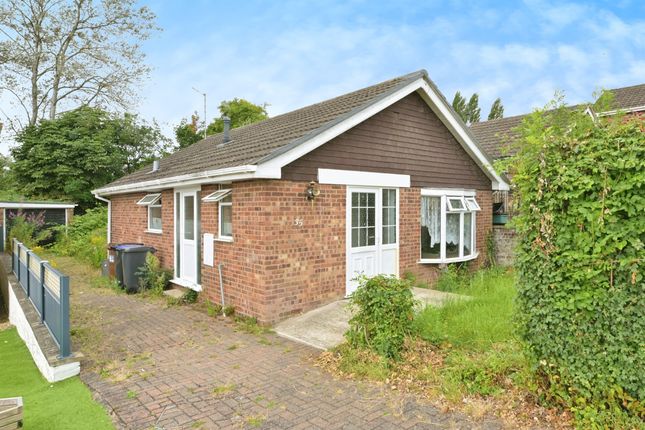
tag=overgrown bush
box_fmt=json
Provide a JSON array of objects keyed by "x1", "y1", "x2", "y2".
[
  {"x1": 7, "y1": 211, "x2": 52, "y2": 250},
  {"x1": 136, "y1": 252, "x2": 172, "y2": 296},
  {"x1": 346, "y1": 275, "x2": 417, "y2": 360},
  {"x1": 51, "y1": 207, "x2": 107, "y2": 267},
  {"x1": 508, "y1": 98, "x2": 644, "y2": 427}
]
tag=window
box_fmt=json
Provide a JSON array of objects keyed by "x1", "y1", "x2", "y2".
[
  {"x1": 219, "y1": 194, "x2": 232, "y2": 239},
  {"x1": 148, "y1": 198, "x2": 162, "y2": 232},
  {"x1": 382, "y1": 189, "x2": 397, "y2": 245},
  {"x1": 420, "y1": 191, "x2": 479, "y2": 262},
  {"x1": 137, "y1": 193, "x2": 162, "y2": 232},
  {"x1": 351, "y1": 192, "x2": 376, "y2": 247}
]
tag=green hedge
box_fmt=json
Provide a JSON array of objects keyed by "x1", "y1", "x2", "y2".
[{"x1": 508, "y1": 101, "x2": 644, "y2": 427}]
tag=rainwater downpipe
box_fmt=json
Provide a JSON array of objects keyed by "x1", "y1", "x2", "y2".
[
  {"x1": 218, "y1": 262, "x2": 226, "y2": 315},
  {"x1": 93, "y1": 193, "x2": 111, "y2": 256}
]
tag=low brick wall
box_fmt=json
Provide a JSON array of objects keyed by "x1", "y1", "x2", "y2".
[{"x1": 493, "y1": 225, "x2": 517, "y2": 267}]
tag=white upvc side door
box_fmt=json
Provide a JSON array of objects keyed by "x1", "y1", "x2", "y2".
[
  {"x1": 179, "y1": 189, "x2": 198, "y2": 286},
  {"x1": 346, "y1": 187, "x2": 399, "y2": 296}
]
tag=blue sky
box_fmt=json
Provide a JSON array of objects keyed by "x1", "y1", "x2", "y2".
[{"x1": 3, "y1": 0, "x2": 645, "y2": 152}]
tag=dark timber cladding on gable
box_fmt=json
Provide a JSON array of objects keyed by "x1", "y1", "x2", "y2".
[{"x1": 283, "y1": 92, "x2": 491, "y2": 189}]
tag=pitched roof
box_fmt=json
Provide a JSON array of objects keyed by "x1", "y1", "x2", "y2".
[
  {"x1": 605, "y1": 83, "x2": 645, "y2": 112},
  {"x1": 469, "y1": 114, "x2": 525, "y2": 160},
  {"x1": 470, "y1": 82, "x2": 645, "y2": 160},
  {"x1": 102, "y1": 71, "x2": 426, "y2": 189}
]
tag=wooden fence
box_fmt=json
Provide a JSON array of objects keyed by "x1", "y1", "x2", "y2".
[{"x1": 12, "y1": 239, "x2": 71, "y2": 358}]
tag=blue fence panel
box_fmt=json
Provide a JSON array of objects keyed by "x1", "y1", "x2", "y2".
[
  {"x1": 27, "y1": 252, "x2": 43, "y2": 318},
  {"x1": 18, "y1": 245, "x2": 28, "y2": 294},
  {"x1": 42, "y1": 263, "x2": 70, "y2": 357},
  {"x1": 10, "y1": 240, "x2": 71, "y2": 358}
]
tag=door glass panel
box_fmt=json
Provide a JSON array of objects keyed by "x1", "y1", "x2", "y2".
[
  {"x1": 184, "y1": 195, "x2": 195, "y2": 240},
  {"x1": 351, "y1": 191, "x2": 376, "y2": 248},
  {"x1": 463, "y1": 212, "x2": 472, "y2": 256},
  {"x1": 446, "y1": 213, "x2": 460, "y2": 258},
  {"x1": 382, "y1": 189, "x2": 397, "y2": 245}
]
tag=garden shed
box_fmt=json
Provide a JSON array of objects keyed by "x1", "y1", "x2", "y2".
[{"x1": 0, "y1": 201, "x2": 76, "y2": 251}]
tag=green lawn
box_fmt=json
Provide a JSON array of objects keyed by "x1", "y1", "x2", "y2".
[
  {"x1": 0, "y1": 327, "x2": 113, "y2": 430},
  {"x1": 413, "y1": 267, "x2": 517, "y2": 350}
]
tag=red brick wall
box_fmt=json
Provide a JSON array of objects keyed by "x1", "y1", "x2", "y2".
[
  {"x1": 110, "y1": 190, "x2": 174, "y2": 269},
  {"x1": 109, "y1": 183, "x2": 493, "y2": 323},
  {"x1": 199, "y1": 180, "x2": 345, "y2": 322}
]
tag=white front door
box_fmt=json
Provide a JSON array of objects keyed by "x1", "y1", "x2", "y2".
[
  {"x1": 346, "y1": 187, "x2": 399, "y2": 295},
  {"x1": 179, "y1": 190, "x2": 198, "y2": 285}
]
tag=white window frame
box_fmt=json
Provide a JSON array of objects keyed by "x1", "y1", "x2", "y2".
[
  {"x1": 136, "y1": 193, "x2": 161, "y2": 206},
  {"x1": 446, "y1": 196, "x2": 467, "y2": 212},
  {"x1": 137, "y1": 193, "x2": 162, "y2": 233},
  {"x1": 147, "y1": 198, "x2": 163, "y2": 233},
  {"x1": 218, "y1": 194, "x2": 233, "y2": 242},
  {"x1": 419, "y1": 189, "x2": 479, "y2": 264},
  {"x1": 202, "y1": 189, "x2": 231, "y2": 202},
  {"x1": 465, "y1": 197, "x2": 481, "y2": 211}
]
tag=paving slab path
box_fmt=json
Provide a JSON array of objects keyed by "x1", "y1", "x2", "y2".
[
  {"x1": 275, "y1": 288, "x2": 468, "y2": 350},
  {"x1": 68, "y1": 285, "x2": 501, "y2": 430}
]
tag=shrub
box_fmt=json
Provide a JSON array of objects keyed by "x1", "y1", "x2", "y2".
[
  {"x1": 345, "y1": 275, "x2": 417, "y2": 360},
  {"x1": 136, "y1": 252, "x2": 172, "y2": 296},
  {"x1": 7, "y1": 211, "x2": 52, "y2": 250},
  {"x1": 508, "y1": 98, "x2": 644, "y2": 426},
  {"x1": 51, "y1": 207, "x2": 107, "y2": 267}
]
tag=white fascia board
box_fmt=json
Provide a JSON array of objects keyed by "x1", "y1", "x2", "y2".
[
  {"x1": 417, "y1": 81, "x2": 510, "y2": 191},
  {"x1": 93, "y1": 165, "x2": 258, "y2": 196},
  {"x1": 597, "y1": 105, "x2": 645, "y2": 117},
  {"x1": 318, "y1": 168, "x2": 410, "y2": 188},
  {"x1": 0, "y1": 203, "x2": 77, "y2": 209},
  {"x1": 255, "y1": 79, "x2": 426, "y2": 177}
]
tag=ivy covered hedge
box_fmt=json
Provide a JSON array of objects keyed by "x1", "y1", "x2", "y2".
[{"x1": 509, "y1": 100, "x2": 644, "y2": 427}]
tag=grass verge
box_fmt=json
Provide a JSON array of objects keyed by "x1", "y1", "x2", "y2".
[{"x1": 0, "y1": 327, "x2": 113, "y2": 430}]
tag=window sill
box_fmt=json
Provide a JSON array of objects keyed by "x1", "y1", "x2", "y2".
[
  {"x1": 418, "y1": 252, "x2": 479, "y2": 264},
  {"x1": 145, "y1": 229, "x2": 163, "y2": 235},
  {"x1": 214, "y1": 236, "x2": 233, "y2": 243}
]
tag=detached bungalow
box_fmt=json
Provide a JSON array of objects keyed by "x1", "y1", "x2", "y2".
[{"x1": 93, "y1": 70, "x2": 509, "y2": 323}]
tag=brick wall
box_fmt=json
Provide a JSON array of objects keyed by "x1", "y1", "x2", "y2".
[
  {"x1": 110, "y1": 190, "x2": 174, "y2": 269},
  {"x1": 492, "y1": 225, "x2": 517, "y2": 267},
  {"x1": 109, "y1": 182, "x2": 494, "y2": 323}
]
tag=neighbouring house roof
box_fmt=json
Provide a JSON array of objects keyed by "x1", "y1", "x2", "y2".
[
  {"x1": 0, "y1": 201, "x2": 76, "y2": 209},
  {"x1": 94, "y1": 70, "x2": 509, "y2": 196},
  {"x1": 470, "y1": 82, "x2": 645, "y2": 160}
]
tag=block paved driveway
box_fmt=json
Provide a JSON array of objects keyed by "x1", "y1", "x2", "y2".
[{"x1": 73, "y1": 290, "x2": 502, "y2": 430}]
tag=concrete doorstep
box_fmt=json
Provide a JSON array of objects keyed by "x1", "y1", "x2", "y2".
[{"x1": 275, "y1": 287, "x2": 468, "y2": 350}]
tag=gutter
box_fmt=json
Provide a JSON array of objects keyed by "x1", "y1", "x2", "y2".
[
  {"x1": 92, "y1": 165, "x2": 261, "y2": 196},
  {"x1": 93, "y1": 193, "x2": 111, "y2": 248}
]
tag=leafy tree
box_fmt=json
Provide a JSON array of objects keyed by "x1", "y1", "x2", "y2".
[
  {"x1": 205, "y1": 98, "x2": 268, "y2": 134},
  {"x1": 174, "y1": 113, "x2": 202, "y2": 149},
  {"x1": 0, "y1": 154, "x2": 19, "y2": 199},
  {"x1": 11, "y1": 106, "x2": 170, "y2": 208},
  {"x1": 0, "y1": 0, "x2": 159, "y2": 130},
  {"x1": 488, "y1": 98, "x2": 504, "y2": 120},
  {"x1": 465, "y1": 93, "x2": 481, "y2": 124},
  {"x1": 507, "y1": 98, "x2": 644, "y2": 428},
  {"x1": 175, "y1": 98, "x2": 268, "y2": 148},
  {"x1": 452, "y1": 91, "x2": 467, "y2": 122}
]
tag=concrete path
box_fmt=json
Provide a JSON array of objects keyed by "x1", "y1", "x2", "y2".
[{"x1": 275, "y1": 288, "x2": 467, "y2": 351}]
